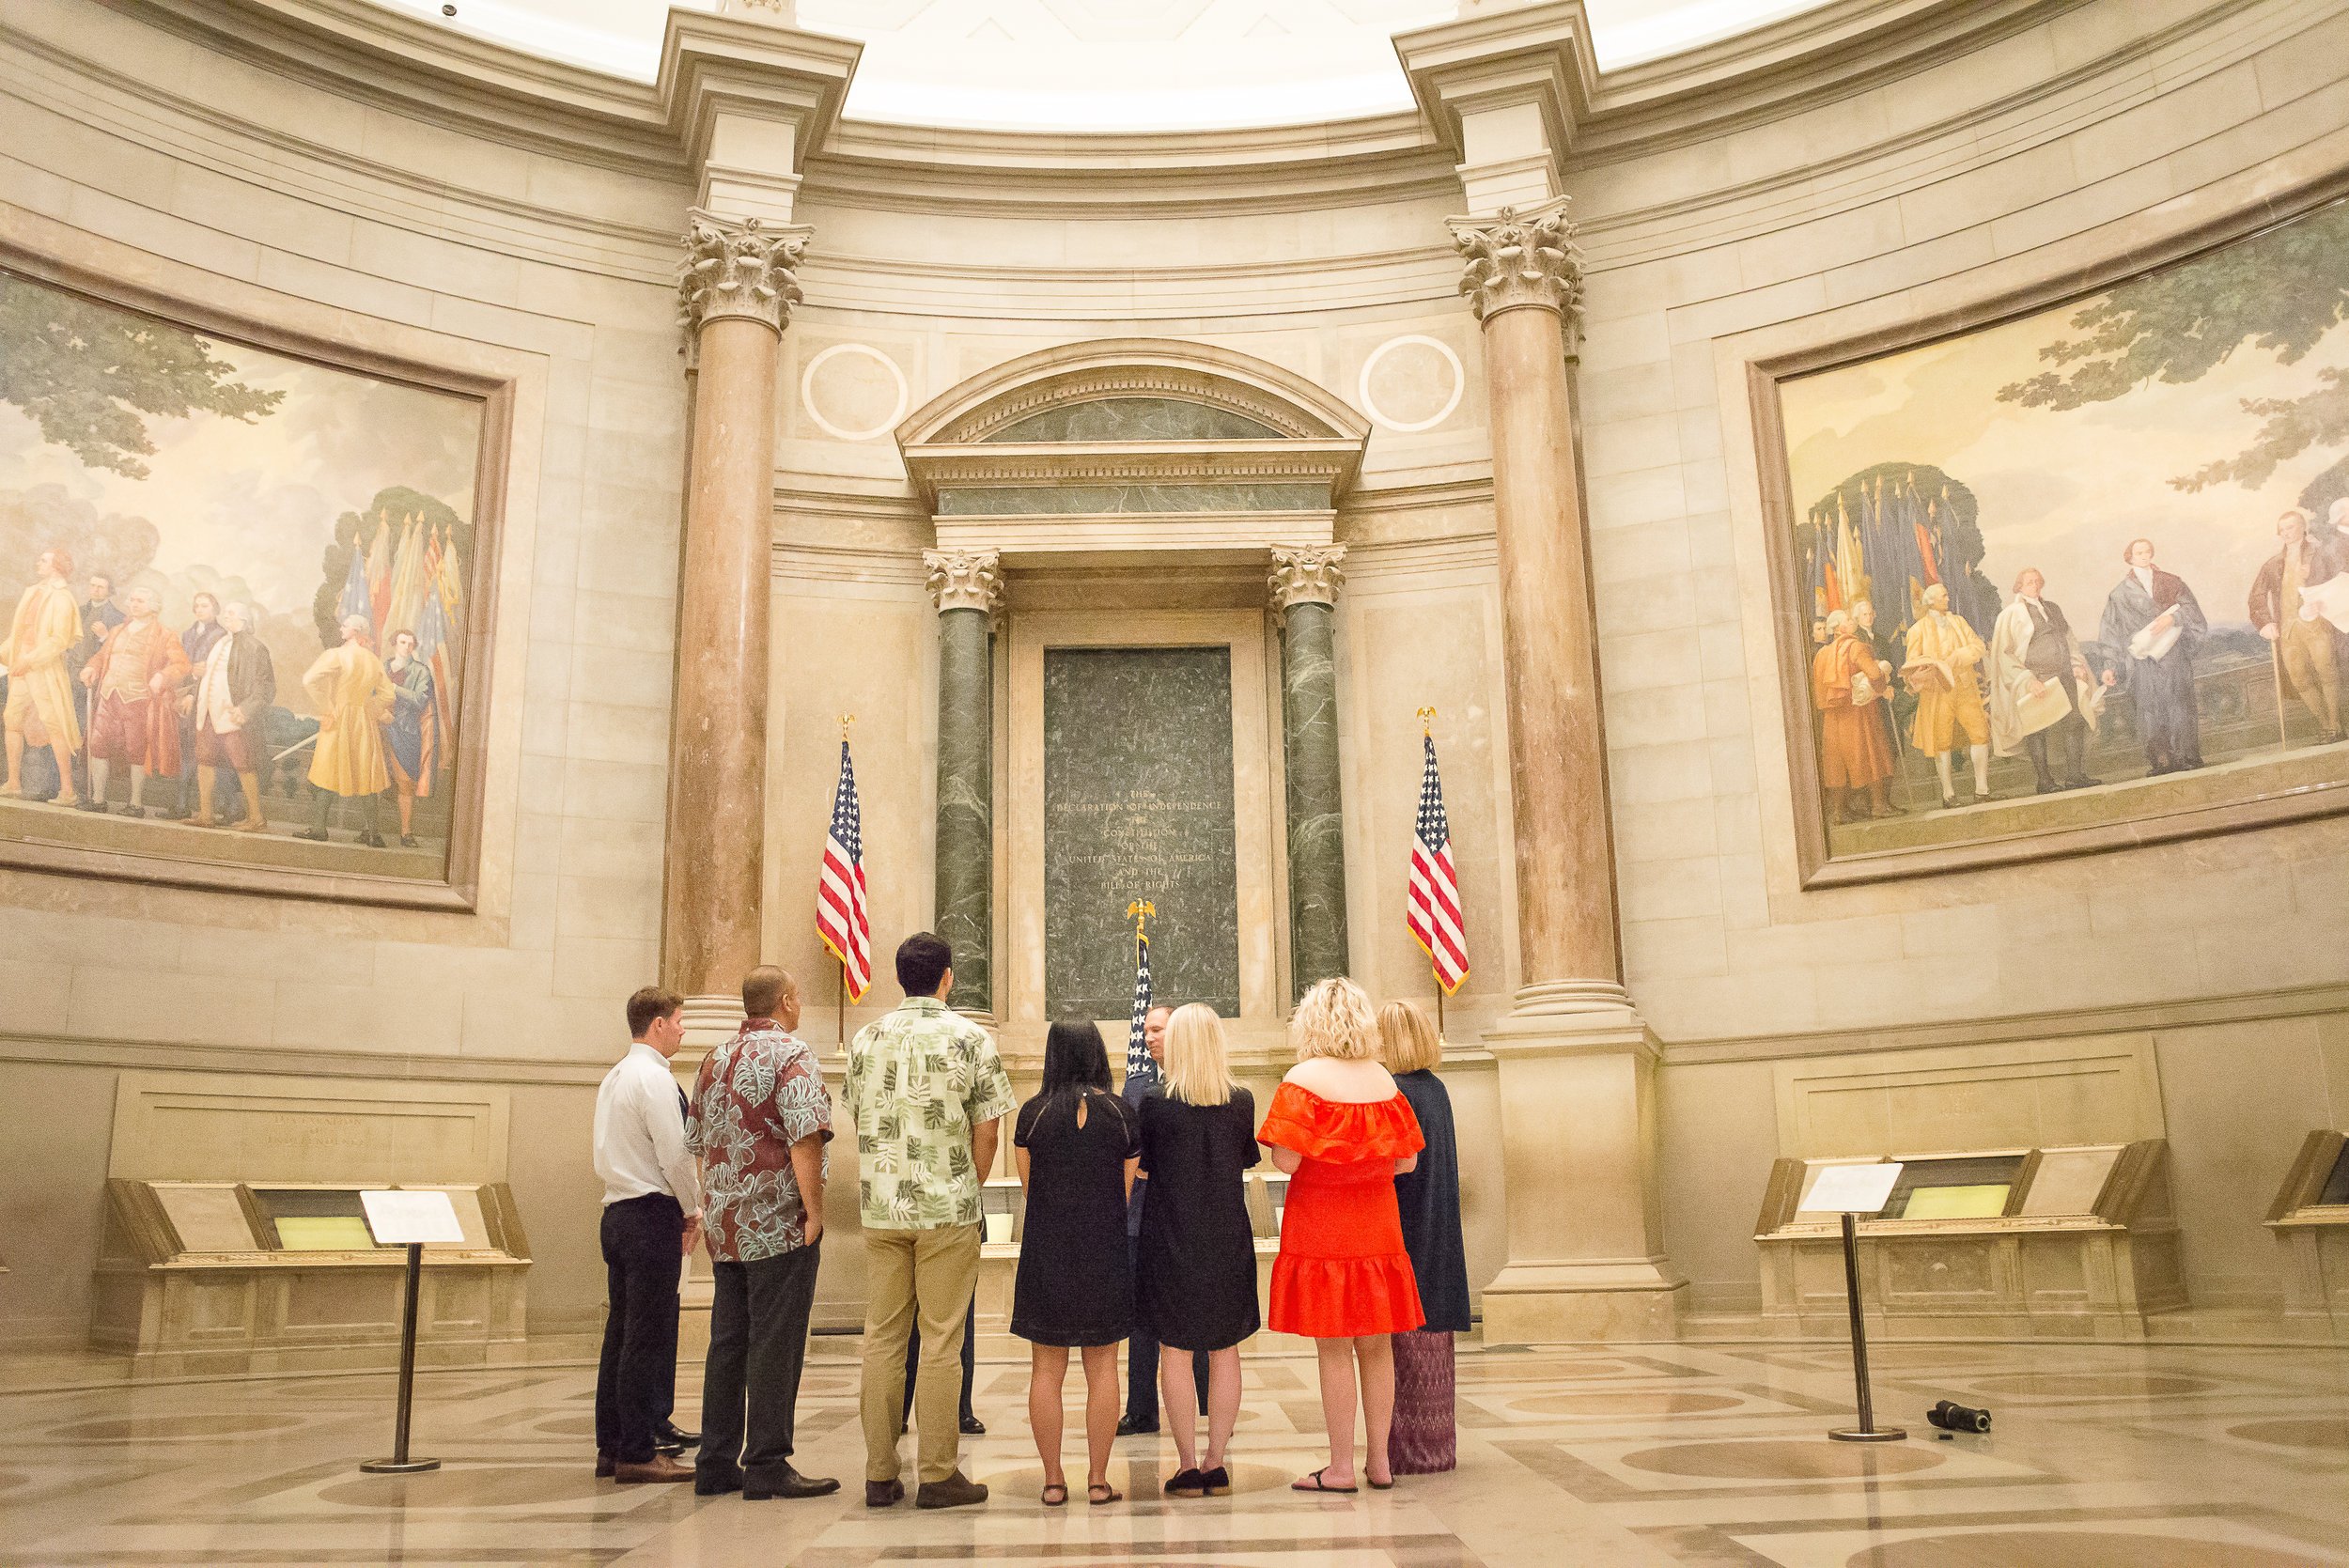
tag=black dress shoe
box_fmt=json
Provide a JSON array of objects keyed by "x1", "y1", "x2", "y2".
[
  {"x1": 744, "y1": 1466, "x2": 840, "y2": 1500},
  {"x1": 1116, "y1": 1415, "x2": 1158, "y2": 1436},
  {"x1": 693, "y1": 1468, "x2": 742, "y2": 1497},
  {"x1": 653, "y1": 1420, "x2": 699, "y2": 1454},
  {"x1": 865, "y1": 1478, "x2": 905, "y2": 1509},
  {"x1": 959, "y1": 1414, "x2": 987, "y2": 1436}
]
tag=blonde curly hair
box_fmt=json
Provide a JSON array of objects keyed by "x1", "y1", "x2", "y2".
[{"x1": 1290, "y1": 976, "x2": 1379, "y2": 1062}]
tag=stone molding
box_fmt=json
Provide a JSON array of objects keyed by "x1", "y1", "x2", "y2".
[
  {"x1": 1268, "y1": 545, "x2": 1347, "y2": 612},
  {"x1": 678, "y1": 210, "x2": 810, "y2": 336},
  {"x1": 1450, "y1": 197, "x2": 1584, "y2": 335},
  {"x1": 923, "y1": 549, "x2": 1005, "y2": 617}
]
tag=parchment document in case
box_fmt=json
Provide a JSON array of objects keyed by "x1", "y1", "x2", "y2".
[{"x1": 1798, "y1": 1162, "x2": 1906, "y2": 1217}]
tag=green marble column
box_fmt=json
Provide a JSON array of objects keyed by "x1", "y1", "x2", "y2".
[
  {"x1": 926, "y1": 550, "x2": 1002, "y2": 1016},
  {"x1": 1272, "y1": 547, "x2": 1350, "y2": 999}
]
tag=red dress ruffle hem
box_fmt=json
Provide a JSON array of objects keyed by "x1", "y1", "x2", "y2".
[{"x1": 1258, "y1": 1083, "x2": 1428, "y2": 1339}]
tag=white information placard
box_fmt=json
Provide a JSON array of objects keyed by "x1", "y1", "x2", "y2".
[
  {"x1": 1800, "y1": 1162, "x2": 1905, "y2": 1216},
  {"x1": 361, "y1": 1188, "x2": 465, "y2": 1246}
]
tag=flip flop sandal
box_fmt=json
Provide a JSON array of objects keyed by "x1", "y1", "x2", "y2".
[
  {"x1": 1088, "y1": 1483, "x2": 1123, "y2": 1506},
  {"x1": 1367, "y1": 1476, "x2": 1394, "y2": 1490},
  {"x1": 1291, "y1": 1467, "x2": 1359, "y2": 1494},
  {"x1": 1040, "y1": 1483, "x2": 1068, "y2": 1507}
]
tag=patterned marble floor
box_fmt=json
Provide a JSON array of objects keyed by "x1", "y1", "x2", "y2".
[{"x1": 4, "y1": 1338, "x2": 2347, "y2": 1566}]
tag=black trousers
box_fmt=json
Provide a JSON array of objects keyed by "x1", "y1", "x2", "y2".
[
  {"x1": 1124, "y1": 1227, "x2": 1208, "y2": 1424},
  {"x1": 596, "y1": 1194, "x2": 683, "y2": 1464},
  {"x1": 902, "y1": 1291, "x2": 976, "y2": 1425},
  {"x1": 699, "y1": 1243, "x2": 822, "y2": 1486}
]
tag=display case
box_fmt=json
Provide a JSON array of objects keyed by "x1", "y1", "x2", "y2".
[
  {"x1": 92, "y1": 1179, "x2": 530, "y2": 1377},
  {"x1": 1753, "y1": 1141, "x2": 2184, "y2": 1340},
  {"x1": 2266, "y1": 1130, "x2": 2349, "y2": 1341}
]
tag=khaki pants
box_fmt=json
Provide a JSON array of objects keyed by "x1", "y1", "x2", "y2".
[{"x1": 860, "y1": 1222, "x2": 980, "y2": 1485}]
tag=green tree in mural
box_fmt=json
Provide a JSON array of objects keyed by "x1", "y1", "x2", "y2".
[
  {"x1": 1995, "y1": 202, "x2": 2349, "y2": 492},
  {"x1": 0, "y1": 278, "x2": 282, "y2": 479}
]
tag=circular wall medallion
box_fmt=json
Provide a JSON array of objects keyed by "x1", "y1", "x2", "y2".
[
  {"x1": 801, "y1": 343, "x2": 910, "y2": 442},
  {"x1": 1358, "y1": 334, "x2": 1464, "y2": 433}
]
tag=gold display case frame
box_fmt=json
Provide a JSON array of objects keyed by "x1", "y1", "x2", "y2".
[{"x1": 1752, "y1": 1141, "x2": 2186, "y2": 1341}]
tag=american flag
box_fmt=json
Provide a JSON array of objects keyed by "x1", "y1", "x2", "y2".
[
  {"x1": 1407, "y1": 732, "x2": 1470, "y2": 995},
  {"x1": 1126, "y1": 923, "x2": 1156, "y2": 1085},
  {"x1": 817, "y1": 739, "x2": 872, "y2": 1003}
]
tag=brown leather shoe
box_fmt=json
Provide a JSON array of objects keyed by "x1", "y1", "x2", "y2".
[
  {"x1": 594, "y1": 1452, "x2": 614, "y2": 1479},
  {"x1": 914, "y1": 1470, "x2": 988, "y2": 1510},
  {"x1": 614, "y1": 1455, "x2": 694, "y2": 1484},
  {"x1": 864, "y1": 1478, "x2": 905, "y2": 1509}
]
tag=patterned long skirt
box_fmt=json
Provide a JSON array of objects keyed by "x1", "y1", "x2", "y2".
[{"x1": 1389, "y1": 1327, "x2": 1456, "y2": 1474}]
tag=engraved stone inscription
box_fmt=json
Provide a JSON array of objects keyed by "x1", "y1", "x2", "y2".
[{"x1": 1043, "y1": 647, "x2": 1241, "y2": 1018}]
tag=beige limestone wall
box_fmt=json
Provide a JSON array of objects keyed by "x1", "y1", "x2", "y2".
[
  {"x1": 5, "y1": 0, "x2": 2347, "y2": 1353},
  {"x1": 1575, "y1": 0, "x2": 2349, "y2": 1316},
  {"x1": 0, "y1": 0, "x2": 690, "y2": 1343}
]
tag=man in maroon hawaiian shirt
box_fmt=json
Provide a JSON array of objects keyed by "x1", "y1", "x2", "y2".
[{"x1": 686, "y1": 964, "x2": 836, "y2": 1499}]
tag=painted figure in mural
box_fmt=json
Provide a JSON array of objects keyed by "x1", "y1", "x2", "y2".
[
  {"x1": 169, "y1": 593, "x2": 227, "y2": 820},
  {"x1": 2249, "y1": 509, "x2": 2346, "y2": 745},
  {"x1": 1989, "y1": 569, "x2": 2101, "y2": 795},
  {"x1": 190, "y1": 602, "x2": 275, "y2": 831},
  {"x1": 298, "y1": 613, "x2": 394, "y2": 846},
  {"x1": 1902, "y1": 582, "x2": 1993, "y2": 809},
  {"x1": 77, "y1": 586, "x2": 189, "y2": 815},
  {"x1": 381, "y1": 628, "x2": 439, "y2": 848},
  {"x1": 2098, "y1": 538, "x2": 2207, "y2": 776},
  {"x1": 1811, "y1": 610, "x2": 1898, "y2": 822},
  {"x1": 1, "y1": 548, "x2": 85, "y2": 806},
  {"x1": 73, "y1": 572, "x2": 123, "y2": 755},
  {"x1": 1851, "y1": 598, "x2": 1908, "y2": 758}
]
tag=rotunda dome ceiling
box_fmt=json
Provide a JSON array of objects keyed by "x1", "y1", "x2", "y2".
[{"x1": 362, "y1": 0, "x2": 1842, "y2": 131}]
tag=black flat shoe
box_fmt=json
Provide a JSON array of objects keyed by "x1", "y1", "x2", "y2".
[
  {"x1": 1201, "y1": 1465, "x2": 1231, "y2": 1496},
  {"x1": 654, "y1": 1420, "x2": 699, "y2": 1454},
  {"x1": 959, "y1": 1415, "x2": 987, "y2": 1436},
  {"x1": 1116, "y1": 1415, "x2": 1158, "y2": 1436},
  {"x1": 1163, "y1": 1467, "x2": 1206, "y2": 1498}
]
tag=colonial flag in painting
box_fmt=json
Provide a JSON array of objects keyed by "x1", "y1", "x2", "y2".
[
  {"x1": 817, "y1": 739, "x2": 873, "y2": 1003},
  {"x1": 1126, "y1": 921, "x2": 1156, "y2": 1086},
  {"x1": 1407, "y1": 732, "x2": 1470, "y2": 995}
]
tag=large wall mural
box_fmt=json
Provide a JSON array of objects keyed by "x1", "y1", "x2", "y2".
[
  {"x1": 1764, "y1": 198, "x2": 2349, "y2": 882},
  {"x1": 0, "y1": 267, "x2": 496, "y2": 905}
]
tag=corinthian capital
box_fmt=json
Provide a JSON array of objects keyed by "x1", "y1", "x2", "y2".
[
  {"x1": 678, "y1": 209, "x2": 810, "y2": 337},
  {"x1": 1269, "y1": 545, "x2": 1346, "y2": 613},
  {"x1": 924, "y1": 549, "x2": 1004, "y2": 618},
  {"x1": 1449, "y1": 197, "x2": 1584, "y2": 337}
]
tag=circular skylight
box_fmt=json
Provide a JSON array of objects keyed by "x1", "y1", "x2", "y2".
[{"x1": 364, "y1": 0, "x2": 1843, "y2": 132}]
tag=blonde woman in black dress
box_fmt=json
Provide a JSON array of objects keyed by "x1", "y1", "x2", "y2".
[
  {"x1": 1135, "y1": 1002, "x2": 1259, "y2": 1498},
  {"x1": 1013, "y1": 1020, "x2": 1141, "y2": 1507}
]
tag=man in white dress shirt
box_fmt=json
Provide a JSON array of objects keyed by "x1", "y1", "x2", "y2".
[{"x1": 593, "y1": 986, "x2": 703, "y2": 1483}]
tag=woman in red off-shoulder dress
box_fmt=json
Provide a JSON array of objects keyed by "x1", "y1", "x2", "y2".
[{"x1": 1258, "y1": 977, "x2": 1425, "y2": 1494}]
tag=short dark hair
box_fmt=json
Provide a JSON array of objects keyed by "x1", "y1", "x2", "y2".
[
  {"x1": 741, "y1": 964, "x2": 793, "y2": 1018},
  {"x1": 89, "y1": 572, "x2": 113, "y2": 592},
  {"x1": 626, "y1": 986, "x2": 682, "y2": 1038},
  {"x1": 1040, "y1": 1019, "x2": 1112, "y2": 1099},
  {"x1": 894, "y1": 932, "x2": 953, "y2": 997}
]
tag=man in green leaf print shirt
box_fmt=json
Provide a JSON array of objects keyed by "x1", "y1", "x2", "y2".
[{"x1": 842, "y1": 931, "x2": 1015, "y2": 1511}]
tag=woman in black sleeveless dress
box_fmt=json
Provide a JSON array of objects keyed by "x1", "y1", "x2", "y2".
[
  {"x1": 1013, "y1": 1020, "x2": 1141, "y2": 1506},
  {"x1": 1135, "y1": 1003, "x2": 1260, "y2": 1498}
]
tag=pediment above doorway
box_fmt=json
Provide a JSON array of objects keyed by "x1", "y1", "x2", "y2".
[{"x1": 895, "y1": 340, "x2": 1368, "y2": 566}]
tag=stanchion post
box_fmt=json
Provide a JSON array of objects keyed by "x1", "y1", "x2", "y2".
[
  {"x1": 1828, "y1": 1208, "x2": 1905, "y2": 1443},
  {"x1": 361, "y1": 1238, "x2": 441, "y2": 1473}
]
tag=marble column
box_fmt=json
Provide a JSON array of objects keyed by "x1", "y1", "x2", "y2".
[
  {"x1": 1271, "y1": 547, "x2": 1351, "y2": 1000},
  {"x1": 662, "y1": 210, "x2": 807, "y2": 1037},
  {"x1": 1453, "y1": 197, "x2": 1684, "y2": 1341},
  {"x1": 925, "y1": 549, "x2": 1003, "y2": 1019}
]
